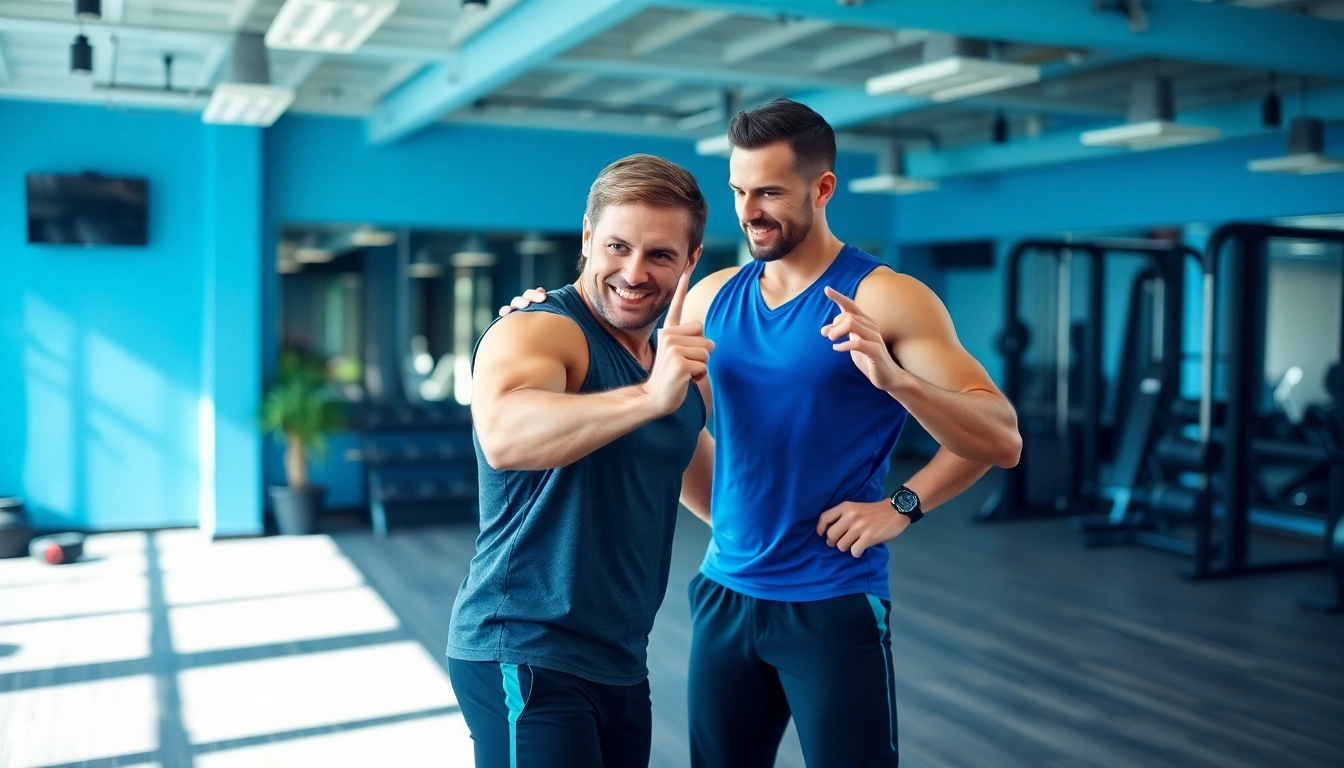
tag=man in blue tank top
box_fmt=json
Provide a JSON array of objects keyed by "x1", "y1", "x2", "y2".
[
  {"x1": 447, "y1": 154, "x2": 715, "y2": 768},
  {"x1": 504, "y1": 102, "x2": 1022, "y2": 767}
]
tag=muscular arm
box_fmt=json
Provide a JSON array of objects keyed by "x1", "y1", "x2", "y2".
[
  {"x1": 472, "y1": 312, "x2": 658, "y2": 471},
  {"x1": 854, "y1": 271, "x2": 1022, "y2": 469}
]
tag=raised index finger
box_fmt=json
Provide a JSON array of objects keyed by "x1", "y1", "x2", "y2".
[
  {"x1": 823, "y1": 286, "x2": 861, "y2": 315},
  {"x1": 666, "y1": 268, "x2": 691, "y2": 327}
]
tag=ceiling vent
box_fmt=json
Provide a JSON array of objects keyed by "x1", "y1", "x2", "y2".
[{"x1": 1080, "y1": 77, "x2": 1220, "y2": 151}]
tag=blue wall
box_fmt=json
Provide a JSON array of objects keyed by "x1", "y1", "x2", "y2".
[{"x1": 1, "y1": 101, "x2": 208, "y2": 531}]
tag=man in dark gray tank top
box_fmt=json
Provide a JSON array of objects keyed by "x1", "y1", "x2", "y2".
[{"x1": 447, "y1": 154, "x2": 715, "y2": 768}]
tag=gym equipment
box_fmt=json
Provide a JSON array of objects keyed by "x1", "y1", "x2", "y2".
[
  {"x1": 0, "y1": 496, "x2": 32, "y2": 559},
  {"x1": 982, "y1": 238, "x2": 1198, "y2": 522},
  {"x1": 30, "y1": 532, "x2": 85, "y2": 565},
  {"x1": 1185, "y1": 223, "x2": 1344, "y2": 581}
]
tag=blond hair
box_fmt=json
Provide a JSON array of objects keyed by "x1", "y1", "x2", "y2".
[{"x1": 580, "y1": 154, "x2": 708, "y2": 270}]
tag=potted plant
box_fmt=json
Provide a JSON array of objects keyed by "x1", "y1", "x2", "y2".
[{"x1": 262, "y1": 350, "x2": 346, "y2": 535}]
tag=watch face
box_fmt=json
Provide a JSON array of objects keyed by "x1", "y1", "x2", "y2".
[{"x1": 894, "y1": 489, "x2": 919, "y2": 514}]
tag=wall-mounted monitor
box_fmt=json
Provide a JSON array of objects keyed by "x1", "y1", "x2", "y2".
[{"x1": 26, "y1": 173, "x2": 149, "y2": 246}]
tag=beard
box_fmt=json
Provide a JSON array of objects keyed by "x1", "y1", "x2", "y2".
[
  {"x1": 583, "y1": 272, "x2": 673, "y2": 331},
  {"x1": 744, "y1": 196, "x2": 813, "y2": 263}
]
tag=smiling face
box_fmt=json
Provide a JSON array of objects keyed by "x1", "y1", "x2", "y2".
[
  {"x1": 581, "y1": 203, "x2": 700, "y2": 331},
  {"x1": 729, "y1": 141, "x2": 816, "y2": 263}
]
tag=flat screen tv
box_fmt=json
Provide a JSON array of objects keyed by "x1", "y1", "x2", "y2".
[{"x1": 27, "y1": 173, "x2": 149, "y2": 246}]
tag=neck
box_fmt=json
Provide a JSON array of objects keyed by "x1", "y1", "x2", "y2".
[
  {"x1": 763, "y1": 217, "x2": 846, "y2": 286},
  {"x1": 574, "y1": 280, "x2": 656, "y2": 364}
]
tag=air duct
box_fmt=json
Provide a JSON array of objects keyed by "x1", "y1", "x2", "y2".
[{"x1": 202, "y1": 34, "x2": 295, "y2": 126}]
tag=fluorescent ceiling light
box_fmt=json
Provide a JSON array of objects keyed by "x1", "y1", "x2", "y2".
[
  {"x1": 1080, "y1": 121, "x2": 1221, "y2": 151},
  {"x1": 1080, "y1": 76, "x2": 1219, "y2": 151},
  {"x1": 295, "y1": 246, "x2": 334, "y2": 263},
  {"x1": 204, "y1": 83, "x2": 295, "y2": 126},
  {"x1": 696, "y1": 134, "x2": 732, "y2": 157},
  {"x1": 848, "y1": 146, "x2": 937, "y2": 195},
  {"x1": 1249, "y1": 118, "x2": 1344, "y2": 175},
  {"x1": 866, "y1": 57, "x2": 1040, "y2": 102},
  {"x1": 266, "y1": 0, "x2": 399, "y2": 53},
  {"x1": 408, "y1": 262, "x2": 443, "y2": 278},
  {"x1": 351, "y1": 227, "x2": 397, "y2": 246},
  {"x1": 848, "y1": 174, "x2": 938, "y2": 195}
]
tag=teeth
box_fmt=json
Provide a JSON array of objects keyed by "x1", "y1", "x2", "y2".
[{"x1": 613, "y1": 287, "x2": 649, "y2": 300}]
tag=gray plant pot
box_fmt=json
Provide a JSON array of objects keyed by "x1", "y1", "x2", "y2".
[{"x1": 269, "y1": 486, "x2": 326, "y2": 535}]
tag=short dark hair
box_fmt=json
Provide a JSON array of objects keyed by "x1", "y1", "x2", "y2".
[{"x1": 727, "y1": 99, "x2": 836, "y2": 181}]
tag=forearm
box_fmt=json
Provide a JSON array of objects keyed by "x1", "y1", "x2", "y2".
[
  {"x1": 903, "y1": 447, "x2": 992, "y2": 512},
  {"x1": 476, "y1": 385, "x2": 653, "y2": 470},
  {"x1": 889, "y1": 375, "x2": 1021, "y2": 467},
  {"x1": 680, "y1": 430, "x2": 714, "y2": 525}
]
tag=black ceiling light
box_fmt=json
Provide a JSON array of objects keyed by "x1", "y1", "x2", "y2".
[
  {"x1": 992, "y1": 110, "x2": 1009, "y2": 144},
  {"x1": 75, "y1": 0, "x2": 101, "y2": 20},
  {"x1": 71, "y1": 34, "x2": 93, "y2": 74},
  {"x1": 462, "y1": 0, "x2": 488, "y2": 10},
  {"x1": 1261, "y1": 72, "x2": 1282, "y2": 129}
]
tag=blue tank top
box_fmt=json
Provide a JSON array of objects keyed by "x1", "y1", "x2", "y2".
[
  {"x1": 448, "y1": 285, "x2": 705, "y2": 686},
  {"x1": 701, "y1": 245, "x2": 907, "y2": 601}
]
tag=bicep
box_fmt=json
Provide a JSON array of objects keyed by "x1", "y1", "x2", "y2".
[
  {"x1": 876, "y1": 276, "x2": 1001, "y2": 395},
  {"x1": 469, "y1": 315, "x2": 575, "y2": 418}
]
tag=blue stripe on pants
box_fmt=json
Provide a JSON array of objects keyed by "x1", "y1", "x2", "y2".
[
  {"x1": 866, "y1": 594, "x2": 896, "y2": 756},
  {"x1": 501, "y1": 663, "x2": 525, "y2": 768}
]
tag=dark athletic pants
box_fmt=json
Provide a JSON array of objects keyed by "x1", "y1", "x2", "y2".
[
  {"x1": 448, "y1": 657, "x2": 652, "y2": 768},
  {"x1": 687, "y1": 573, "x2": 900, "y2": 768}
]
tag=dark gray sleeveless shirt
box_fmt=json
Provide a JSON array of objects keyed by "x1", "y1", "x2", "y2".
[{"x1": 447, "y1": 285, "x2": 705, "y2": 685}]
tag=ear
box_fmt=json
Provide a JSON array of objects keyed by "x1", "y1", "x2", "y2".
[
  {"x1": 581, "y1": 215, "x2": 592, "y2": 257},
  {"x1": 686, "y1": 244, "x2": 704, "y2": 274},
  {"x1": 813, "y1": 170, "x2": 838, "y2": 208}
]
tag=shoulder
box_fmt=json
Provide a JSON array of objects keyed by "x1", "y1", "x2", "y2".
[
  {"x1": 853, "y1": 267, "x2": 952, "y2": 336},
  {"x1": 682, "y1": 266, "x2": 741, "y2": 325},
  {"x1": 475, "y1": 309, "x2": 587, "y2": 368}
]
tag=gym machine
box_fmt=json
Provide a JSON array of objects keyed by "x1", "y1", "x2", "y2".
[{"x1": 981, "y1": 237, "x2": 1199, "y2": 522}]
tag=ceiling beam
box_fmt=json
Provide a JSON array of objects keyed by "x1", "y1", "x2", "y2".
[
  {"x1": 543, "y1": 57, "x2": 856, "y2": 91},
  {"x1": 279, "y1": 55, "x2": 324, "y2": 90},
  {"x1": 791, "y1": 53, "x2": 1139, "y2": 130},
  {"x1": 228, "y1": 0, "x2": 264, "y2": 31},
  {"x1": 809, "y1": 29, "x2": 928, "y2": 73},
  {"x1": 449, "y1": 0, "x2": 526, "y2": 47},
  {"x1": 604, "y1": 78, "x2": 679, "y2": 106},
  {"x1": 370, "y1": 61, "x2": 425, "y2": 102},
  {"x1": 630, "y1": 10, "x2": 728, "y2": 57},
  {"x1": 540, "y1": 72, "x2": 602, "y2": 99},
  {"x1": 0, "y1": 39, "x2": 10, "y2": 85},
  {"x1": 662, "y1": 0, "x2": 1344, "y2": 79},
  {"x1": 906, "y1": 84, "x2": 1344, "y2": 180},
  {"x1": 722, "y1": 19, "x2": 831, "y2": 64},
  {"x1": 367, "y1": 0, "x2": 649, "y2": 144}
]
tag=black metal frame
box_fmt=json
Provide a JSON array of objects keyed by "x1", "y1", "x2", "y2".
[
  {"x1": 1189, "y1": 223, "x2": 1344, "y2": 581},
  {"x1": 983, "y1": 238, "x2": 1196, "y2": 521}
]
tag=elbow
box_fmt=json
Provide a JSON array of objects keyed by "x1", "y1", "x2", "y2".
[
  {"x1": 997, "y1": 430, "x2": 1023, "y2": 469},
  {"x1": 477, "y1": 428, "x2": 524, "y2": 471}
]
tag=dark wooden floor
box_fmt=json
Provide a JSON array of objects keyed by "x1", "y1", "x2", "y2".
[{"x1": 338, "y1": 466, "x2": 1344, "y2": 768}]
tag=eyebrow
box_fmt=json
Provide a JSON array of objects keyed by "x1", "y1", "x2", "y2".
[
  {"x1": 606, "y1": 235, "x2": 683, "y2": 256},
  {"x1": 729, "y1": 183, "x2": 788, "y2": 194}
]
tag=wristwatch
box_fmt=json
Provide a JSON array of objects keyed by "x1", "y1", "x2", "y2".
[{"x1": 889, "y1": 485, "x2": 924, "y2": 524}]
